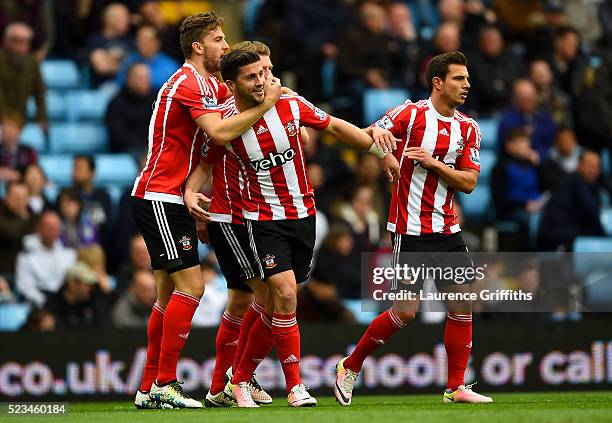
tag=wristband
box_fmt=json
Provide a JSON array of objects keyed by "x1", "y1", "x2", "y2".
[{"x1": 368, "y1": 143, "x2": 387, "y2": 159}]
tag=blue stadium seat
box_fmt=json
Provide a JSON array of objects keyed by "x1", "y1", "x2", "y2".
[
  {"x1": 363, "y1": 89, "x2": 410, "y2": 125},
  {"x1": 39, "y1": 155, "x2": 73, "y2": 186},
  {"x1": 478, "y1": 149, "x2": 496, "y2": 183},
  {"x1": 601, "y1": 208, "x2": 612, "y2": 236},
  {"x1": 243, "y1": 0, "x2": 265, "y2": 37},
  {"x1": 95, "y1": 154, "x2": 138, "y2": 186},
  {"x1": 49, "y1": 123, "x2": 108, "y2": 154},
  {"x1": 342, "y1": 299, "x2": 379, "y2": 325},
  {"x1": 478, "y1": 118, "x2": 498, "y2": 150},
  {"x1": 66, "y1": 90, "x2": 114, "y2": 122},
  {"x1": 41, "y1": 60, "x2": 80, "y2": 89},
  {"x1": 0, "y1": 303, "x2": 30, "y2": 331},
  {"x1": 21, "y1": 124, "x2": 46, "y2": 152},
  {"x1": 458, "y1": 185, "x2": 491, "y2": 221},
  {"x1": 27, "y1": 90, "x2": 66, "y2": 121},
  {"x1": 573, "y1": 237, "x2": 612, "y2": 276}
]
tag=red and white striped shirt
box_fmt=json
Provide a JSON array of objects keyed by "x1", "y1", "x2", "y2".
[
  {"x1": 374, "y1": 98, "x2": 481, "y2": 235},
  {"x1": 222, "y1": 94, "x2": 330, "y2": 221},
  {"x1": 201, "y1": 100, "x2": 244, "y2": 224},
  {"x1": 132, "y1": 63, "x2": 229, "y2": 204}
]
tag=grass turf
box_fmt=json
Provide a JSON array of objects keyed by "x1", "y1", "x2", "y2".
[{"x1": 6, "y1": 392, "x2": 612, "y2": 423}]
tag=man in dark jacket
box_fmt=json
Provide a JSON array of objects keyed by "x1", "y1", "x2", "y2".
[
  {"x1": 106, "y1": 62, "x2": 155, "y2": 159},
  {"x1": 538, "y1": 150, "x2": 604, "y2": 251},
  {"x1": 0, "y1": 181, "x2": 36, "y2": 276}
]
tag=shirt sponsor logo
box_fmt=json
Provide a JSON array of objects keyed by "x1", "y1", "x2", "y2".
[{"x1": 250, "y1": 149, "x2": 296, "y2": 172}]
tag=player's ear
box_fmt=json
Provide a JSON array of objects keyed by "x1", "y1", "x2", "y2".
[
  {"x1": 192, "y1": 41, "x2": 204, "y2": 55},
  {"x1": 432, "y1": 76, "x2": 443, "y2": 91},
  {"x1": 225, "y1": 79, "x2": 235, "y2": 91}
]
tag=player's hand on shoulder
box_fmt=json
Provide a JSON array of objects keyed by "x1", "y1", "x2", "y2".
[
  {"x1": 371, "y1": 126, "x2": 400, "y2": 153},
  {"x1": 263, "y1": 76, "x2": 282, "y2": 107},
  {"x1": 380, "y1": 154, "x2": 401, "y2": 182},
  {"x1": 184, "y1": 189, "x2": 211, "y2": 223}
]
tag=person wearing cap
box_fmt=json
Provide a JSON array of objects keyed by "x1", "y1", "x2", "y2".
[{"x1": 44, "y1": 261, "x2": 114, "y2": 329}]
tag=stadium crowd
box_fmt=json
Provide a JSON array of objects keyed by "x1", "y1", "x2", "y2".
[{"x1": 0, "y1": 0, "x2": 611, "y2": 331}]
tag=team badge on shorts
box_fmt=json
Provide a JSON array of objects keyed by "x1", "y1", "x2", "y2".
[
  {"x1": 179, "y1": 235, "x2": 192, "y2": 251},
  {"x1": 263, "y1": 254, "x2": 277, "y2": 269},
  {"x1": 284, "y1": 121, "x2": 298, "y2": 137}
]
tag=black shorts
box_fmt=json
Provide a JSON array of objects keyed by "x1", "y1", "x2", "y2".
[
  {"x1": 246, "y1": 215, "x2": 316, "y2": 283},
  {"x1": 391, "y1": 232, "x2": 474, "y2": 289},
  {"x1": 208, "y1": 222, "x2": 261, "y2": 292},
  {"x1": 130, "y1": 197, "x2": 199, "y2": 274}
]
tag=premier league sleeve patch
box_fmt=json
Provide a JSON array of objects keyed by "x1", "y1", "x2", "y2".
[
  {"x1": 375, "y1": 115, "x2": 394, "y2": 130},
  {"x1": 202, "y1": 95, "x2": 218, "y2": 110},
  {"x1": 469, "y1": 148, "x2": 480, "y2": 165},
  {"x1": 314, "y1": 107, "x2": 328, "y2": 121}
]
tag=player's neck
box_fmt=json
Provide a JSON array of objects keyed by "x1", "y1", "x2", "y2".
[
  {"x1": 185, "y1": 59, "x2": 210, "y2": 79},
  {"x1": 233, "y1": 96, "x2": 255, "y2": 113},
  {"x1": 429, "y1": 95, "x2": 455, "y2": 118}
]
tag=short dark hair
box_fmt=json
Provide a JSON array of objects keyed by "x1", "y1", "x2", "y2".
[
  {"x1": 232, "y1": 40, "x2": 270, "y2": 56},
  {"x1": 74, "y1": 155, "x2": 95, "y2": 172},
  {"x1": 505, "y1": 128, "x2": 529, "y2": 144},
  {"x1": 555, "y1": 25, "x2": 579, "y2": 40},
  {"x1": 425, "y1": 51, "x2": 468, "y2": 91},
  {"x1": 179, "y1": 11, "x2": 224, "y2": 59},
  {"x1": 220, "y1": 50, "x2": 261, "y2": 83}
]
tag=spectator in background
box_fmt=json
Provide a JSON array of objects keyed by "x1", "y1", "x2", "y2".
[
  {"x1": 386, "y1": 1, "x2": 420, "y2": 90},
  {"x1": 106, "y1": 63, "x2": 154, "y2": 158},
  {"x1": 45, "y1": 261, "x2": 113, "y2": 329},
  {"x1": 137, "y1": 0, "x2": 183, "y2": 62},
  {"x1": 0, "y1": 181, "x2": 36, "y2": 276},
  {"x1": 600, "y1": 0, "x2": 612, "y2": 50},
  {"x1": 116, "y1": 25, "x2": 178, "y2": 91},
  {"x1": 86, "y1": 3, "x2": 133, "y2": 87},
  {"x1": 112, "y1": 269, "x2": 156, "y2": 328},
  {"x1": 540, "y1": 127, "x2": 581, "y2": 191},
  {"x1": 538, "y1": 150, "x2": 604, "y2": 251},
  {"x1": 498, "y1": 79, "x2": 557, "y2": 161},
  {"x1": 338, "y1": 185, "x2": 381, "y2": 252},
  {"x1": 355, "y1": 153, "x2": 389, "y2": 220},
  {"x1": 56, "y1": 187, "x2": 99, "y2": 249},
  {"x1": 491, "y1": 130, "x2": 544, "y2": 246},
  {"x1": 116, "y1": 234, "x2": 151, "y2": 294},
  {"x1": 0, "y1": 275, "x2": 16, "y2": 303},
  {"x1": 0, "y1": 115, "x2": 37, "y2": 183},
  {"x1": 15, "y1": 210, "x2": 76, "y2": 307},
  {"x1": 529, "y1": 59, "x2": 573, "y2": 128},
  {"x1": 72, "y1": 155, "x2": 112, "y2": 240},
  {"x1": 77, "y1": 244, "x2": 112, "y2": 294},
  {"x1": 286, "y1": 0, "x2": 350, "y2": 102},
  {"x1": 415, "y1": 22, "x2": 461, "y2": 95},
  {"x1": 311, "y1": 223, "x2": 361, "y2": 300},
  {"x1": 20, "y1": 308, "x2": 55, "y2": 331},
  {"x1": 0, "y1": 22, "x2": 47, "y2": 127},
  {"x1": 0, "y1": 0, "x2": 54, "y2": 62},
  {"x1": 23, "y1": 163, "x2": 51, "y2": 215},
  {"x1": 336, "y1": 2, "x2": 393, "y2": 123},
  {"x1": 525, "y1": 0, "x2": 569, "y2": 61},
  {"x1": 549, "y1": 26, "x2": 584, "y2": 98},
  {"x1": 467, "y1": 25, "x2": 520, "y2": 115},
  {"x1": 52, "y1": 0, "x2": 104, "y2": 61}
]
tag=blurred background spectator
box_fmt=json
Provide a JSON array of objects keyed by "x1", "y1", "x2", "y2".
[
  {"x1": 56, "y1": 187, "x2": 99, "y2": 249},
  {"x1": 192, "y1": 256, "x2": 227, "y2": 327},
  {"x1": 0, "y1": 181, "x2": 35, "y2": 278},
  {"x1": 106, "y1": 63, "x2": 154, "y2": 158},
  {"x1": 111, "y1": 269, "x2": 156, "y2": 328},
  {"x1": 0, "y1": 0, "x2": 54, "y2": 62},
  {"x1": 115, "y1": 234, "x2": 151, "y2": 295},
  {"x1": 136, "y1": 0, "x2": 183, "y2": 62},
  {"x1": 0, "y1": 22, "x2": 47, "y2": 127},
  {"x1": 20, "y1": 307, "x2": 55, "y2": 331},
  {"x1": 0, "y1": 114, "x2": 37, "y2": 183},
  {"x1": 23, "y1": 162, "x2": 51, "y2": 215},
  {"x1": 15, "y1": 210, "x2": 76, "y2": 307}
]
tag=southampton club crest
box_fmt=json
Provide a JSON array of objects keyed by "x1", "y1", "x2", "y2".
[
  {"x1": 284, "y1": 121, "x2": 298, "y2": 137},
  {"x1": 263, "y1": 254, "x2": 277, "y2": 269},
  {"x1": 178, "y1": 235, "x2": 192, "y2": 251}
]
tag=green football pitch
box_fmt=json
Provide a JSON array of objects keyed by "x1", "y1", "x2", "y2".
[{"x1": 5, "y1": 392, "x2": 612, "y2": 422}]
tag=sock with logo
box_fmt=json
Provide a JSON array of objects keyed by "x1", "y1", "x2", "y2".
[
  {"x1": 232, "y1": 311, "x2": 274, "y2": 384},
  {"x1": 139, "y1": 303, "x2": 164, "y2": 392},
  {"x1": 210, "y1": 312, "x2": 242, "y2": 395},
  {"x1": 271, "y1": 313, "x2": 301, "y2": 393},
  {"x1": 156, "y1": 291, "x2": 200, "y2": 386},
  {"x1": 344, "y1": 309, "x2": 406, "y2": 373},
  {"x1": 232, "y1": 301, "x2": 264, "y2": 371},
  {"x1": 445, "y1": 313, "x2": 472, "y2": 391}
]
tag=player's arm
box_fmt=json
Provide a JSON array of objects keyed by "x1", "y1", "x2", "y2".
[
  {"x1": 184, "y1": 160, "x2": 212, "y2": 222},
  {"x1": 323, "y1": 116, "x2": 400, "y2": 182},
  {"x1": 196, "y1": 77, "x2": 282, "y2": 145},
  {"x1": 363, "y1": 126, "x2": 401, "y2": 153},
  {"x1": 404, "y1": 147, "x2": 479, "y2": 193}
]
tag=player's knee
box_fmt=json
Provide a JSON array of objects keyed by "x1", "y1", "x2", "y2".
[
  {"x1": 393, "y1": 310, "x2": 416, "y2": 325},
  {"x1": 272, "y1": 285, "x2": 296, "y2": 308},
  {"x1": 226, "y1": 293, "x2": 253, "y2": 317}
]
